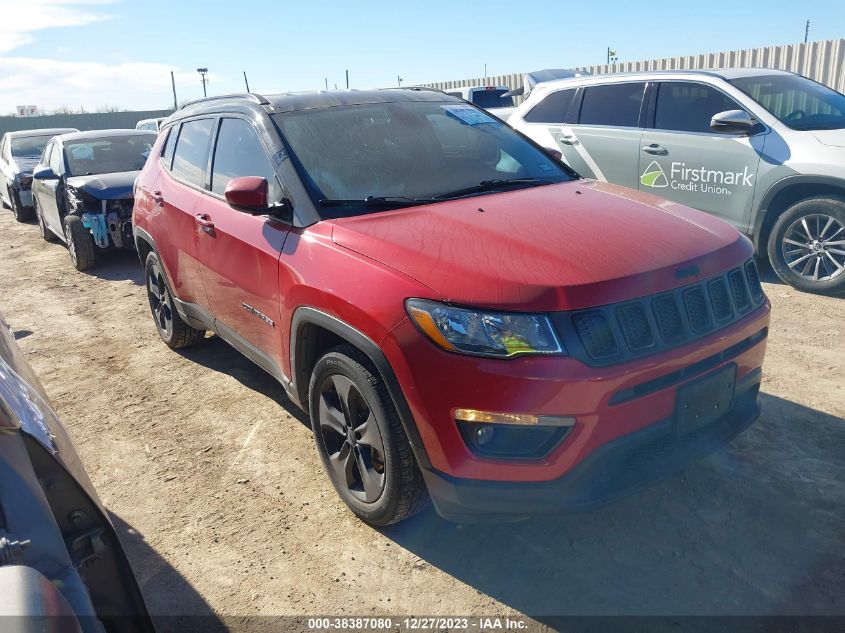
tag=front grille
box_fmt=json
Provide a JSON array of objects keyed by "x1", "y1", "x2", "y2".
[
  {"x1": 564, "y1": 258, "x2": 766, "y2": 366},
  {"x1": 616, "y1": 303, "x2": 654, "y2": 351},
  {"x1": 708, "y1": 279, "x2": 732, "y2": 322},
  {"x1": 572, "y1": 311, "x2": 618, "y2": 359},
  {"x1": 729, "y1": 269, "x2": 750, "y2": 312}
]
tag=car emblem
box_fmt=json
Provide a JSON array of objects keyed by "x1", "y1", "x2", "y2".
[{"x1": 675, "y1": 265, "x2": 700, "y2": 280}]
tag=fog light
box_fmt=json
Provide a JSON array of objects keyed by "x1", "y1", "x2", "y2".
[{"x1": 475, "y1": 425, "x2": 494, "y2": 445}]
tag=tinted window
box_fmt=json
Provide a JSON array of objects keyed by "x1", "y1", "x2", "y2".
[
  {"x1": 48, "y1": 143, "x2": 63, "y2": 174},
  {"x1": 655, "y1": 82, "x2": 743, "y2": 133},
  {"x1": 729, "y1": 73, "x2": 845, "y2": 131},
  {"x1": 171, "y1": 119, "x2": 215, "y2": 187},
  {"x1": 579, "y1": 82, "x2": 645, "y2": 127},
  {"x1": 161, "y1": 126, "x2": 177, "y2": 168},
  {"x1": 523, "y1": 89, "x2": 577, "y2": 123},
  {"x1": 472, "y1": 89, "x2": 514, "y2": 109},
  {"x1": 274, "y1": 101, "x2": 573, "y2": 218},
  {"x1": 211, "y1": 118, "x2": 281, "y2": 200},
  {"x1": 42, "y1": 143, "x2": 52, "y2": 167}
]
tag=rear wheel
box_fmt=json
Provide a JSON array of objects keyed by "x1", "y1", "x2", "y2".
[
  {"x1": 10, "y1": 189, "x2": 34, "y2": 222},
  {"x1": 144, "y1": 251, "x2": 205, "y2": 348},
  {"x1": 63, "y1": 214, "x2": 96, "y2": 271},
  {"x1": 308, "y1": 346, "x2": 428, "y2": 526},
  {"x1": 767, "y1": 197, "x2": 845, "y2": 295},
  {"x1": 34, "y1": 197, "x2": 58, "y2": 242}
]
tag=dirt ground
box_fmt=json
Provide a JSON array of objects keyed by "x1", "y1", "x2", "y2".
[{"x1": 0, "y1": 208, "x2": 843, "y2": 630}]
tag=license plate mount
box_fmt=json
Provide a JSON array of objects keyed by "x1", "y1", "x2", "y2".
[{"x1": 676, "y1": 364, "x2": 736, "y2": 435}]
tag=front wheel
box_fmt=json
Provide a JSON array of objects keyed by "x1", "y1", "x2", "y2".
[
  {"x1": 308, "y1": 346, "x2": 428, "y2": 526},
  {"x1": 144, "y1": 251, "x2": 205, "y2": 348},
  {"x1": 767, "y1": 197, "x2": 845, "y2": 295},
  {"x1": 63, "y1": 214, "x2": 96, "y2": 271}
]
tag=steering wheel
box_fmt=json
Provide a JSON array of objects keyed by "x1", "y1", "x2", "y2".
[{"x1": 783, "y1": 109, "x2": 807, "y2": 123}]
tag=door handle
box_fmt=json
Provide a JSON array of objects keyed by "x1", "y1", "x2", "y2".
[
  {"x1": 560, "y1": 135, "x2": 579, "y2": 146},
  {"x1": 152, "y1": 190, "x2": 164, "y2": 207},
  {"x1": 195, "y1": 213, "x2": 215, "y2": 234},
  {"x1": 642, "y1": 144, "x2": 668, "y2": 155}
]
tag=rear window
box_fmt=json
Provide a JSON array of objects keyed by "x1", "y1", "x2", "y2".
[
  {"x1": 171, "y1": 118, "x2": 215, "y2": 187},
  {"x1": 471, "y1": 89, "x2": 514, "y2": 109},
  {"x1": 523, "y1": 89, "x2": 577, "y2": 124},
  {"x1": 10, "y1": 135, "x2": 54, "y2": 159},
  {"x1": 579, "y1": 82, "x2": 646, "y2": 127}
]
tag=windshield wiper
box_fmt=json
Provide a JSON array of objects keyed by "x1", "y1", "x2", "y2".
[
  {"x1": 318, "y1": 196, "x2": 430, "y2": 208},
  {"x1": 432, "y1": 178, "x2": 554, "y2": 200}
]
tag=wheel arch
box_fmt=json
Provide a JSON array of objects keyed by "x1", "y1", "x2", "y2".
[
  {"x1": 754, "y1": 175, "x2": 845, "y2": 257},
  {"x1": 290, "y1": 307, "x2": 431, "y2": 470},
  {"x1": 133, "y1": 226, "x2": 156, "y2": 267}
]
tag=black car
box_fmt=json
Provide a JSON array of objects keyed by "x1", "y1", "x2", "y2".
[
  {"x1": 0, "y1": 312, "x2": 155, "y2": 632},
  {"x1": 0, "y1": 129, "x2": 78, "y2": 222},
  {"x1": 31, "y1": 130, "x2": 156, "y2": 271}
]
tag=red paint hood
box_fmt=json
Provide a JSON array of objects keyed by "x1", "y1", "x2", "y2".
[{"x1": 330, "y1": 180, "x2": 752, "y2": 311}]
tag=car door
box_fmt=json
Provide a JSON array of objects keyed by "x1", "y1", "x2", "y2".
[
  {"x1": 514, "y1": 87, "x2": 598, "y2": 176},
  {"x1": 638, "y1": 80, "x2": 763, "y2": 231},
  {"x1": 39, "y1": 141, "x2": 66, "y2": 238},
  {"x1": 195, "y1": 116, "x2": 290, "y2": 373},
  {"x1": 157, "y1": 118, "x2": 216, "y2": 309},
  {"x1": 565, "y1": 81, "x2": 647, "y2": 189}
]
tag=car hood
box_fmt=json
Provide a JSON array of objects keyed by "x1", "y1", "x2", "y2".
[
  {"x1": 330, "y1": 180, "x2": 751, "y2": 311},
  {"x1": 65, "y1": 171, "x2": 138, "y2": 200},
  {"x1": 812, "y1": 129, "x2": 845, "y2": 148}
]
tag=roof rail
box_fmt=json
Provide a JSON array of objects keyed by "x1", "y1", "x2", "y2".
[{"x1": 178, "y1": 92, "x2": 270, "y2": 110}]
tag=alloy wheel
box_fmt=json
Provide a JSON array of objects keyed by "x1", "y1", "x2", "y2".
[
  {"x1": 65, "y1": 221, "x2": 78, "y2": 266},
  {"x1": 317, "y1": 374, "x2": 386, "y2": 503},
  {"x1": 782, "y1": 213, "x2": 845, "y2": 281},
  {"x1": 147, "y1": 261, "x2": 174, "y2": 339}
]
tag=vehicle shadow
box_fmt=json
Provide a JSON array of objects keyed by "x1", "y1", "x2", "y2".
[
  {"x1": 81, "y1": 249, "x2": 144, "y2": 285},
  {"x1": 176, "y1": 334, "x2": 310, "y2": 428},
  {"x1": 383, "y1": 393, "x2": 845, "y2": 619},
  {"x1": 110, "y1": 513, "x2": 228, "y2": 633}
]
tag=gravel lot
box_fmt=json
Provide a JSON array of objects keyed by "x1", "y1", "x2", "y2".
[{"x1": 0, "y1": 208, "x2": 843, "y2": 630}]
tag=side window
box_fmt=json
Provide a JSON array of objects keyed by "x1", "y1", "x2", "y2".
[
  {"x1": 48, "y1": 143, "x2": 63, "y2": 174},
  {"x1": 523, "y1": 89, "x2": 577, "y2": 124},
  {"x1": 579, "y1": 82, "x2": 646, "y2": 127},
  {"x1": 0, "y1": 136, "x2": 7, "y2": 160},
  {"x1": 210, "y1": 118, "x2": 281, "y2": 201},
  {"x1": 171, "y1": 118, "x2": 215, "y2": 187},
  {"x1": 41, "y1": 143, "x2": 52, "y2": 166},
  {"x1": 655, "y1": 82, "x2": 745, "y2": 133},
  {"x1": 160, "y1": 126, "x2": 177, "y2": 168}
]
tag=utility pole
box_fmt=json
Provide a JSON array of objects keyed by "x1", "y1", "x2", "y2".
[
  {"x1": 197, "y1": 68, "x2": 208, "y2": 97},
  {"x1": 804, "y1": 20, "x2": 810, "y2": 44},
  {"x1": 397, "y1": 75, "x2": 403, "y2": 87},
  {"x1": 345, "y1": 69, "x2": 349, "y2": 89},
  {"x1": 170, "y1": 71, "x2": 177, "y2": 110},
  {"x1": 325, "y1": 77, "x2": 328, "y2": 90},
  {"x1": 484, "y1": 63, "x2": 487, "y2": 80},
  {"x1": 243, "y1": 71, "x2": 250, "y2": 92},
  {"x1": 607, "y1": 47, "x2": 618, "y2": 64}
]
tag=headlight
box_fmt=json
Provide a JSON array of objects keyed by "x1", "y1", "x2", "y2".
[{"x1": 405, "y1": 299, "x2": 565, "y2": 358}]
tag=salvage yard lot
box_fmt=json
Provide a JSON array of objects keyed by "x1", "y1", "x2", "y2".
[{"x1": 0, "y1": 209, "x2": 843, "y2": 628}]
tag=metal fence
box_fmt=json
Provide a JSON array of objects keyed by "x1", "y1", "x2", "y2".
[
  {"x1": 0, "y1": 109, "x2": 174, "y2": 137},
  {"x1": 425, "y1": 38, "x2": 845, "y2": 105}
]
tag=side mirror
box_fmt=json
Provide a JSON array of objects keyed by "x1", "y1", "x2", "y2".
[
  {"x1": 544, "y1": 147, "x2": 563, "y2": 161},
  {"x1": 710, "y1": 110, "x2": 758, "y2": 134},
  {"x1": 224, "y1": 176, "x2": 268, "y2": 212},
  {"x1": 32, "y1": 166, "x2": 57, "y2": 180}
]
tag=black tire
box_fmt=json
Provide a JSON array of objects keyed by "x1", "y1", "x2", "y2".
[
  {"x1": 10, "y1": 189, "x2": 34, "y2": 222},
  {"x1": 144, "y1": 251, "x2": 205, "y2": 348},
  {"x1": 767, "y1": 197, "x2": 845, "y2": 295},
  {"x1": 63, "y1": 214, "x2": 96, "y2": 271},
  {"x1": 308, "y1": 345, "x2": 428, "y2": 526},
  {"x1": 34, "y1": 197, "x2": 58, "y2": 243}
]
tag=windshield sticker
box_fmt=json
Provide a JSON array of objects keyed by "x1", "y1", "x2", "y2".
[{"x1": 441, "y1": 104, "x2": 497, "y2": 126}]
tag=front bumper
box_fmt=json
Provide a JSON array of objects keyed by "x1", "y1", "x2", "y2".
[{"x1": 422, "y1": 367, "x2": 761, "y2": 522}]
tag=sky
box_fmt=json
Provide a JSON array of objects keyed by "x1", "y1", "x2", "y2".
[{"x1": 1, "y1": 0, "x2": 843, "y2": 114}]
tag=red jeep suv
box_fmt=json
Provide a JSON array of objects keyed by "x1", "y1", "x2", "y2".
[{"x1": 133, "y1": 90, "x2": 770, "y2": 525}]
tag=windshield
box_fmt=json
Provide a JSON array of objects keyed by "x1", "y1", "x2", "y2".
[
  {"x1": 10, "y1": 135, "x2": 54, "y2": 159},
  {"x1": 64, "y1": 134, "x2": 155, "y2": 176},
  {"x1": 729, "y1": 74, "x2": 845, "y2": 131},
  {"x1": 472, "y1": 89, "x2": 514, "y2": 109},
  {"x1": 274, "y1": 100, "x2": 573, "y2": 217}
]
